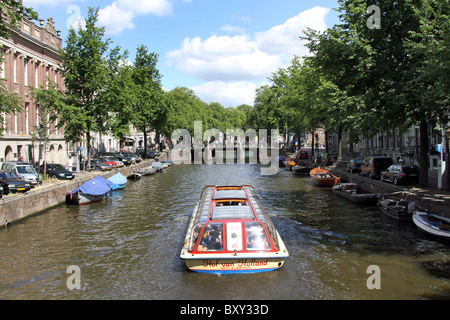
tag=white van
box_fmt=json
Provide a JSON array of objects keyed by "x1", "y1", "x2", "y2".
[{"x1": 1, "y1": 161, "x2": 42, "y2": 187}]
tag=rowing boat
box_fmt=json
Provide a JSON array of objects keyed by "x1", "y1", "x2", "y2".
[{"x1": 310, "y1": 167, "x2": 339, "y2": 187}]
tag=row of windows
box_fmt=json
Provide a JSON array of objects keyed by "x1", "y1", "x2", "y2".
[
  {"x1": 2, "y1": 102, "x2": 60, "y2": 136},
  {"x1": 189, "y1": 222, "x2": 273, "y2": 252},
  {"x1": 1, "y1": 51, "x2": 61, "y2": 89}
]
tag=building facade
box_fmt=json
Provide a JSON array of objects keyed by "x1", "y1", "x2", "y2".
[
  {"x1": 0, "y1": 14, "x2": 66, "y2": 165},
  {"x1": 328, "y1": 123, "x2": 449, "y2": 188}
]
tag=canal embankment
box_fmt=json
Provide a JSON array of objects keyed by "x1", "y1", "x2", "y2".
[
  {"x1": 0, "y1": 153, "x2": 168, "y2": 226},
  {"x1": 332, "y1": 168, "x2": 450, "y2": 217}
]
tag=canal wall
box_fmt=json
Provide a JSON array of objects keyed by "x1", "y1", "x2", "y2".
[
  {"x1": 332, "y1": 168, "x2": 450, "y2": 217},
  {"x1": 0, "y1": 153, "x2": 168, "y2": 226}
]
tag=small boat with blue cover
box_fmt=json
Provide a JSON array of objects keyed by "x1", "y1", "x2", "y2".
[
  {"x1": 66, "y1": 176, "x2": 113, "y2": 205},
  {"x1": 108, "y1": 172, "x2": 127, "y2": 190}
]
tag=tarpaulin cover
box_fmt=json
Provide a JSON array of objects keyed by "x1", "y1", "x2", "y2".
[
  {"x1": 71, "y1": 176, "x2": 113, "y2": 195},
  {"x1": 108, "y1": 172, "x2": 127, "y2": 190}
]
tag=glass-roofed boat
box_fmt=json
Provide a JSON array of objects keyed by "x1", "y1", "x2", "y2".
[{"x1": 180, "y1": 185, "x2": 289, "y2": 274}]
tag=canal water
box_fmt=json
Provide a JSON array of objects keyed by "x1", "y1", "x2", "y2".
[{"x1": 1, "y1": 163, "x2": 449, "y2": 300}]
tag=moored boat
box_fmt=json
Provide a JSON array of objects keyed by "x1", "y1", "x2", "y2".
[
  {"x1": 138, "y1": 166, "x2": 157, "y2": 176},
  {"x1": 151, "y1": 162, "x2": 164, "y2": 171},
  {"x1": 66, "y1": 176, "x2": 113, "y2": 205},
  {"x1": 378, "y1": 196, "x2": 411, "y2": 221},
  {"x1": 412, "y1": 210, "x2": 450, "y2": 239},
  {"x1": 283, "y1": 158, "x2": 297, "y2": 170},
  {"x1": 310, "y1": 167, "x2": 339, "y2": 187},
  {"x1": 292, "y1": 161, "x2": 312, "y2": 174},
  {"x1": 332, "y1": 183, "x2": 379, "y2": 204},
  {"x1": 127, "y1": 171, "x2": 142, "y2": 179},
  {"x1": 180, "y1": 185, "x2": 289, "y2": 274},
  {"x1": 108, "y1": 172, "x2": 127, "y2": 190}
]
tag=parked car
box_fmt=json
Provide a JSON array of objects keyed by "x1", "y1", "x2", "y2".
[
  {"x1": 40, "y1": 163, "x2": 75, "y2": 180},
  {"x1": 100, "y1": 152, "x2": 132, "y2": 166},
  {"x1": 347, "y1": 158, "x2": 363, "y2": 173},
  {"x1": 99, "y1": 157, "x2": 119, "y2": 168},
  {"x1": 138, "y1": 149, "x2": 159, "y2": 159},
  {"x1": 91, "y1": 159, "x2": 113, "y2": 171},
  {"x1": 1, "y1": 161, "x2": 42, "y2": 186},
  {"x1": 360, "y1": 156, "x2": 393, "y2": 179},
  {"x1": 0, "y1": 172, "x2": 32, "y2": 194},
  {"x1": 380, "y1": 164, "x2": 420, "y2": 185},
  {"x1": 124, "y1": 152, "x2": 142, "y2": 163}
]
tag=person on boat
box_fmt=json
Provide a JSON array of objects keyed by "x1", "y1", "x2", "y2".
[{"x1": 197, "y1": 224, "x2": 223, "y2": 251}]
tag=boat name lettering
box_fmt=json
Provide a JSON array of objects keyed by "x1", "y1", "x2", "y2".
[{"x1": 201, "y1": 259, "x2": 269, "y2": 268}]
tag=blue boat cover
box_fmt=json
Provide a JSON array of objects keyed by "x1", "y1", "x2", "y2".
[
  {"x1": 71, "y1": 176, "x2": 113, "y2": 195},
  {"x1": 108, "y1": 172, "x2": 127, "y2": 190}
]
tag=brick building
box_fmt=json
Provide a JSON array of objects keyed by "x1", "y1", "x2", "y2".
[{"x1": 0, "y1": 12, "x2": 66, "y2": 165}]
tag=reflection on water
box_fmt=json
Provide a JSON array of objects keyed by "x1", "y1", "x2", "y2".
[{"x1": 0, "y1": 163, "x2": 449, "y2": 300}]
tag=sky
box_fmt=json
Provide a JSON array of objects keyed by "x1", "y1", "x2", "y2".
[{"x1": 23, "y1": 0, "x2": 340, "y2": 108}]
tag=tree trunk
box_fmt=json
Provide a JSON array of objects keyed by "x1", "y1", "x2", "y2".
[
  {"x1": 86, "y1": 131, "x2": 91, "y2": 172},
  {"x1": 143, "y1": 128, "x2": 148, "y2": 157},
  {"x1": 337, "y1": 129, "x2": 343, "y2": 159},
  {"x1": 418, "y1": 120, "x2": 429, "y2": 187}
]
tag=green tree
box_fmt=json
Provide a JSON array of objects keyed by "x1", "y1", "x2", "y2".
[
  {"x1": 99, "y1": 47, "x2": 137, "y2": 144},
  {"x1": 59, "y1": 7, "x2": 110, "y2": 164},
  {"x1": 131, "y1": 45, "x2": 166, "y2": 154},
  {"x1": 407, "y1": 0, "x2": 450, "y2": 189},
  {"x1": 305, "y1": 0, "x2": 444, "y2": 186}
]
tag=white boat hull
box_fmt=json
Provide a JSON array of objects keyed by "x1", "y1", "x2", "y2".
[
  {"x1": 412, "y1": 211, "x2": 450, "y2": 239},
  {"x1": 67, "y1": 191, "x2": 108, "y2": 205},
  {"x1": 183, "y1": 257, "x2": 286, "y2": 274}
]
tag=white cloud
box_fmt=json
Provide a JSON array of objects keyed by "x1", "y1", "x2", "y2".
[
  {"x1": 166, "y1": 6, "x2": 330, "y2": 82},
  {"x1": 220, "y1": 24, "x2": 245, "y2": 34},
  {"x1": 254, "y1": 6, "x2": 329, "y2": 59},
  {"x1": 167, "y1": 34, "x2": 281, "y2": 81},
  {"x1": 191, "y1": 81, "x2": 260, "y2": 107},
  {"x1": 98, "y1": 3, "x2": 135, "y2": 35},
  {"x1": 98, "y1": 0, "x2": 173, "y2": 35}
]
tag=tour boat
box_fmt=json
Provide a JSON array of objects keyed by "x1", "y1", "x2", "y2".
[
  {"x1": 412, "y1": 210, "x2": 450, "y2": 239},
  {"x1": 66, "y1": 176, "x2": 113, "y2": 205},
  {"x1": 309, "y1": 167, "x2": 340, "y2": 187},
  {"x1": 180, "y1": 185, "x2": 289, "y2": 274}
]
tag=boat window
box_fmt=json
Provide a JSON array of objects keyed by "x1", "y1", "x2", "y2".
[
  {"x1": 245, "y1": 222, "x2": 271, "y2": 251},
  {"x1": 215, "y1": 199, "x2": 247, "y2": 206},
  {"x1": 212, "y1": 206, "x2": 254, "y2": 220},
  {"x1": 213, "y1": 190, "x2": 247, "y2": 200},
  {"x1": 197, "y1": 223, "x2": 224, "y2": 252},
  {"x1": 189, "y1": 223, "x2": 205, "y2": 251},
  {"x1": 264, "y1": 221, "x2": 279, "y2": 250}
]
